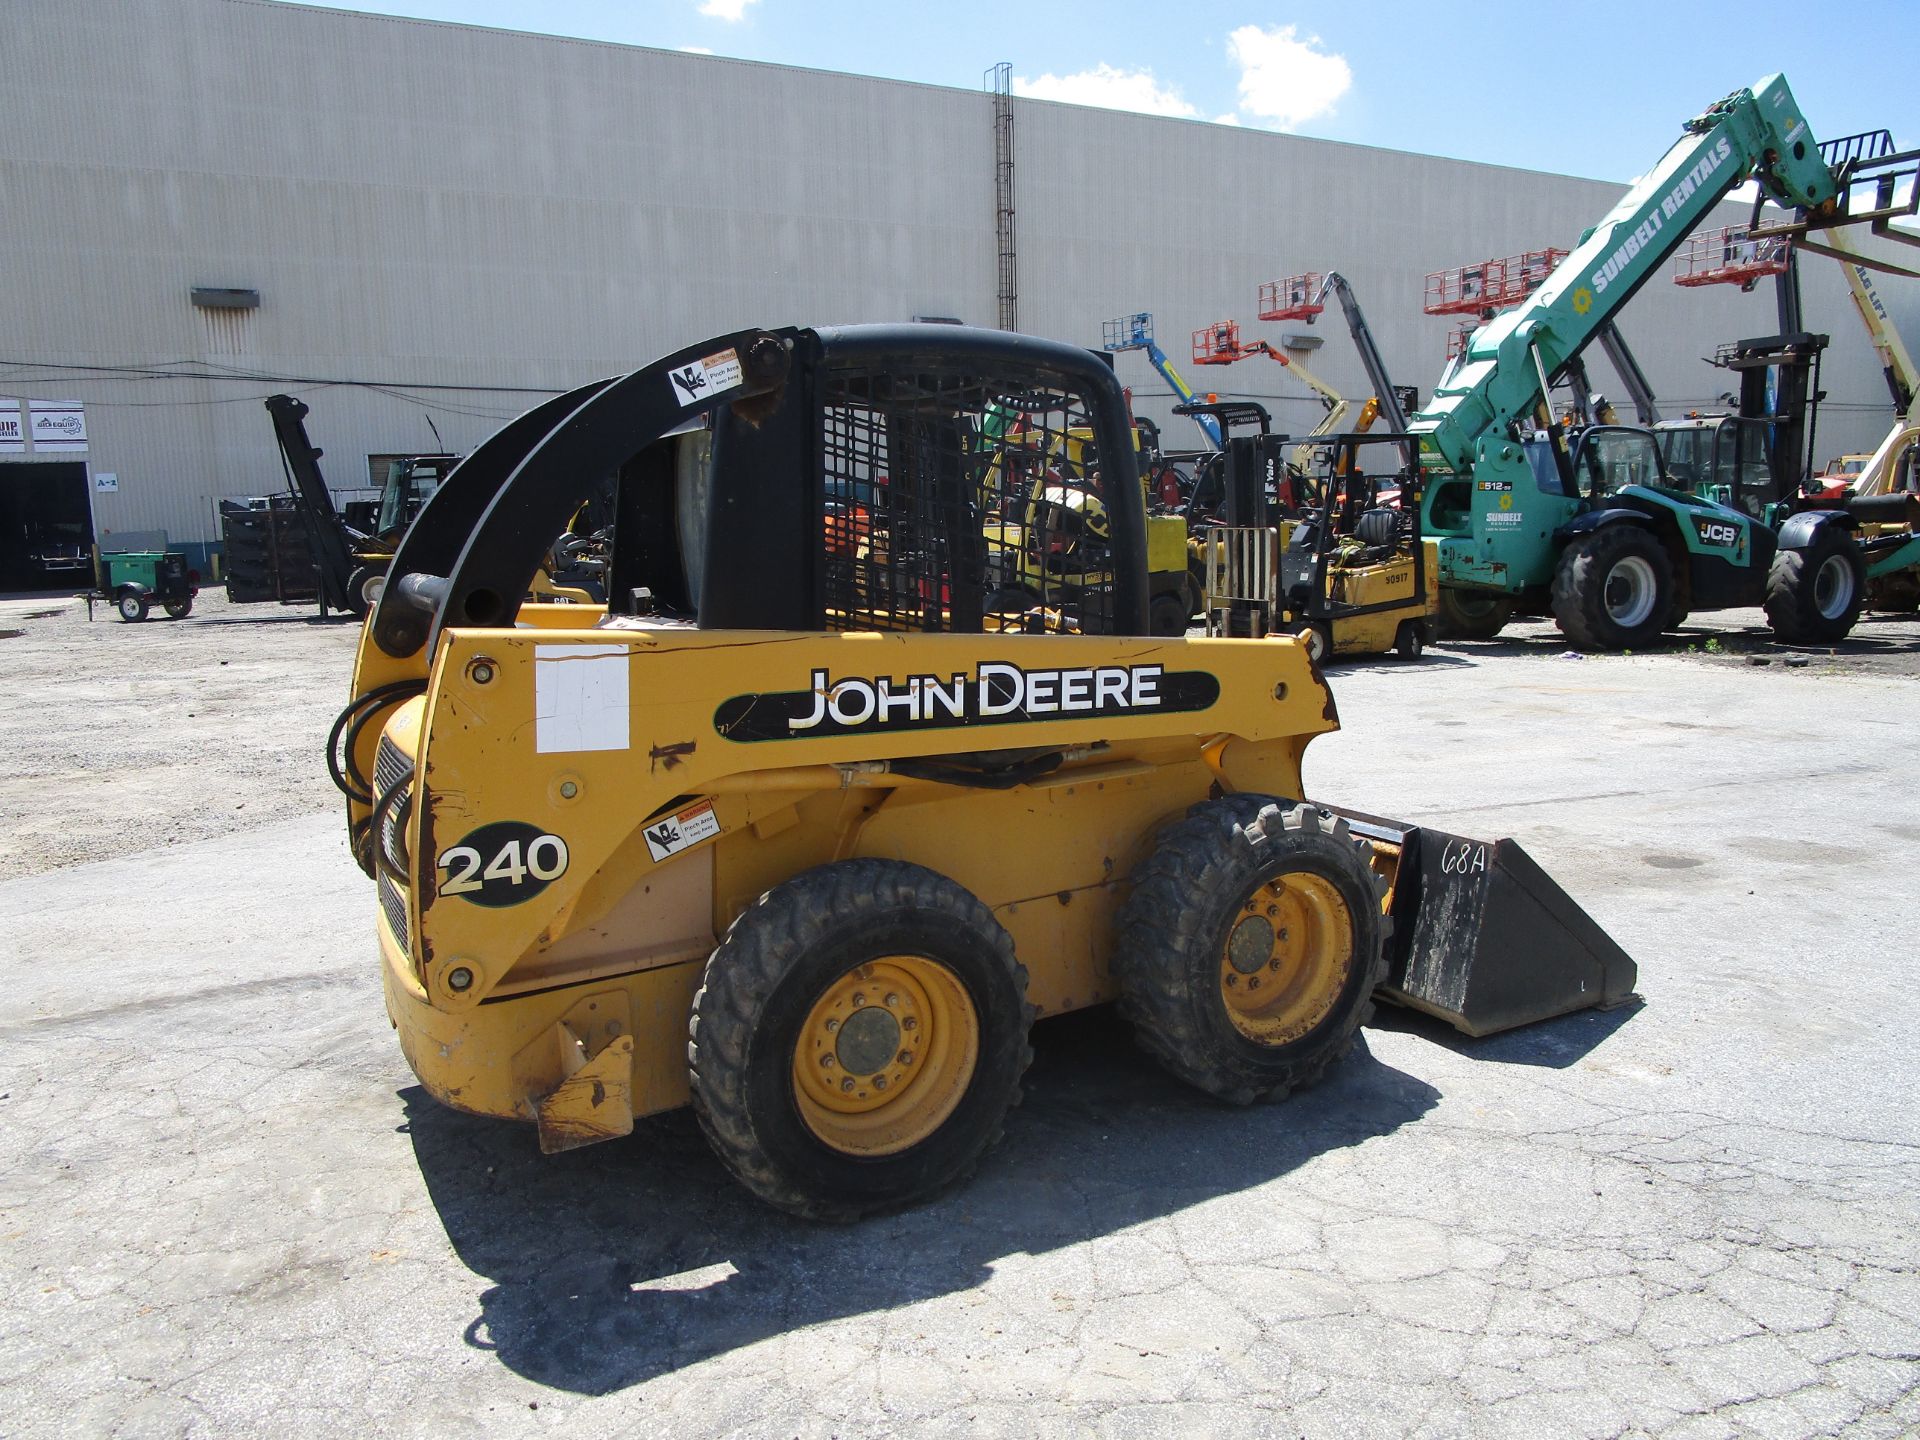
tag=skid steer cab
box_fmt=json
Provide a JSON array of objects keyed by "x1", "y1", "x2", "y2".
[{"x1": 330, "y1": 324, "x2": 1636, "y2": 1220}]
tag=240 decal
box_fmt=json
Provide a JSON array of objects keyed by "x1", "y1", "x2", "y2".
[{"x1": 436, "y1": 821, "x2": 569, "y2": 906}]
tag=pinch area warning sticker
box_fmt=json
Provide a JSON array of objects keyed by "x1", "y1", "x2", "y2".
[
  {"x1": 667, "y1": 349, "x2": 744, "y2": 407},
  {"x1": 643, "y1": 799, "x2": 722, "y2": 862}
]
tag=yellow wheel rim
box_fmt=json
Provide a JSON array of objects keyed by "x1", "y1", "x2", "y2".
[
  {"x1": 1218, "y1": 871, "x2": 1354, "y2": 1045},
  {"x1": 792, "y1": 956, "x2": 980, "y2": 1157}
]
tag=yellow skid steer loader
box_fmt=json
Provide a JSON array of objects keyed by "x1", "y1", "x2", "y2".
[{"x1": 332, "y1": 325, "x2": 1635, "y2": 1220}]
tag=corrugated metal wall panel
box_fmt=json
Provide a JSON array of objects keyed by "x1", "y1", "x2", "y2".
[{"x1": 0, "y1": 0, "x2": 1908, "y2": 548}]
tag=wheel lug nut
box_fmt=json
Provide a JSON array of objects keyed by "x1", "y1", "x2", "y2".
[
  {"x1": 1267, "y1": 904, "x2": 1280, "y2": 917},
  {"x1": 1248, "y1": 977, "x2": 1262, "y2": 990},
  {"x1": 898, "y1": 1050, "x2": 913, "y2": 1065},
  {"x1": 820, "y1": 1055, "x2": 834, "y2": 1068},
  {"x1": 873, "y1": 1076, "x2": 888, "y2": 1091},
  {"x1": 852, "y1": 993, "x2": 865, "y2": 1006},
  {"x1": 841, "y1": 1078, "x2": 854, "y2": 1092},
  {"x1": 825, "y1": 1018, "x2": 839, "y2": 1032},
  {"x1": 885, "y1": 993, "x2": 899, "y2": 1007},
  {"x1": 1225, "y1": 974, "x2": 1239, "y2": 988},
  {"x1": 902, "y1": 1017, "x2": 918, "y2": 1031},
  {"x1": 1269, "y1": 958, "x2": 1281, "y2": 971}
]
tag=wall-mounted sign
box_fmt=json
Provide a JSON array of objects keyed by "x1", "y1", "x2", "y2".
[
  {"x1": 95, "y1": 471, "x2": 119, "y2": 493},
  {"x1": 29, "y1": 400, "x2": 87, "y2": 451},
  {"x1": 0, "y1": 401, "x2": 21, "y2": 452}
]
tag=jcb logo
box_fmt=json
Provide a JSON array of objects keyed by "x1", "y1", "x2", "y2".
[{"x1": 1696, "y1": 520, "x2": 1740, "y2": 548}]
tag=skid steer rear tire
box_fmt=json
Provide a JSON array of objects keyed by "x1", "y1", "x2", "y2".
[
  {"x1": 688, "y1": 859, "x2": 1033, "y2": 1221},
  {"x1": 1764, "y1": 530, "x2": 1865, "y2": 643},
  {"x1": 1113, "y1": 801, "x2": 1389, "y2": 1105}
]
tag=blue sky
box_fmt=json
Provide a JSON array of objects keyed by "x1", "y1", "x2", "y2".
[{"x1": 297, "y1": 0, "x2": 1919, "y2": 181}]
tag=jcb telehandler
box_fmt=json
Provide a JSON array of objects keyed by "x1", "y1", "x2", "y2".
[
  {"x1": 334, "y1": 324, "x2": 1635, "y2": 1219},
  {"x1": 1411, "y1": 75, "x2": 1916, "y2": 649}
]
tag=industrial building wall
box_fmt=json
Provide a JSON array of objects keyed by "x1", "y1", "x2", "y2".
[{"x1": 0, "y1": 0, "x2": 1912, "y2": 568}]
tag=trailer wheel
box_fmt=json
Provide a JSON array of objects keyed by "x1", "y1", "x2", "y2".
[
  {"x1": 163, "y1": 597, "x2": 194, "y2": 620},
  {"x1": 688, "y1": 859, "x2": 1033, "y2": 1221},
  {"x1": 1394, "y1": 619, "x2": 1425, "y2": 659},
  {"x1": 1435, "y1": 588, "x2": 1513, "y2": 639},
  {"x1": 1113, "y1": 801, "x2": 1389, "y2": 1105},
  {"x1": 1552, "y1": 525, "x2": 1672, "y2": 651},
  {"x1": 1765, "y1": 529, "x2": 1864, "y2": 643},
  {"x1": 116, "y1": 589, "x2": 149, "y2": 623}
]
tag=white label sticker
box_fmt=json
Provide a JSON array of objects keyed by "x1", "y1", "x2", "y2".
[
  {"x1": 535, "y1": 644, "x2": 630, "y2": 753},
  {"x1": 643, "y1": 800, "x2": 721, "y2": 862},
  {"x1": 667, "y1": 348, "x2": 744, "y2": 407},
  {"x1": 1486, "y1": 510, "x2": 1524, "y2": 527}
]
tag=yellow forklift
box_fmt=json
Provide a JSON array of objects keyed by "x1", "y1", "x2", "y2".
[
  {"x1": 1184, "y1": 404, "x2": 1436, "y2": 660},
  {"x1": 332, "y1": 323, "x2": 1635, "y2": 1220}
]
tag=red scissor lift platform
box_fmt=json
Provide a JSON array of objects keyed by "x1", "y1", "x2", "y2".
[
  {"x1": 1257, "y1": 273, "x2": 1324, "y2": 322},
  {"x1": 1423, "y1": 249, "x2": 1568, "y2": 317},
  {"x1": 1673, "y1": 226, "x2": 1791, "y2": 290}
]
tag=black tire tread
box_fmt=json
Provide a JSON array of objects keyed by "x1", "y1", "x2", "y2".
[
  {"x1": 1435, "y1": 588, "x2": 1513, "y2": 640},
  {"x1": 1551, "y1": 525, "x2": 1672, "y2": 651},
  {"x1": 1112, "y1": 801, "x2": 1390, "y2": 1106},
  {"x1": 687, "y1": 859, "x2": 1033, "y2": 1222},
  {"x1": 1764, "y1": 532, "x2": 1865, "y2": 644}
]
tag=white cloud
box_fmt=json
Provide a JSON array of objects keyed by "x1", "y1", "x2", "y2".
[
  {"x1": 1013, "y1": 63, "x2": 1198, "y2": 119},
  {"x1": 696, "y1": 0, "x2": 758, "y2": 21},
  {"x1": 1226, "y1": 24, "x2": 1350, "y2": 131},
  {"x1": 679, "y1": 45, "x2": 715, "y2": 54}
]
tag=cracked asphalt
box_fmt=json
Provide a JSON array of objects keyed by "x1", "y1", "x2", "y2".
[{"x1": 2, "y1": 592, "x2": 1918, "y2": 1437}]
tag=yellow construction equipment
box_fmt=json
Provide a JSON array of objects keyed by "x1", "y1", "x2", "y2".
[{"x1": 333, "y1": 324, "x2": 1636, "y2": 1219}]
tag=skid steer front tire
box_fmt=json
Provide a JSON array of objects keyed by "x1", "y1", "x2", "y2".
[
  {"x1": 1113, "y1": 801, "x2": 1389, "y2": 1106},
  {"x1": 688, "y1": 859, "x2": 1033, "y2": 1222}
]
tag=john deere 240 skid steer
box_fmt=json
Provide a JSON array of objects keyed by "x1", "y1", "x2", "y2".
[{"x1": 333, "y1": 324, "x2": 1635, "y2": 1220}]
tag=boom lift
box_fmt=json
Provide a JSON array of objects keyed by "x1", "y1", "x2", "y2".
[
  {"x1": 1410, "y1": 75, "x2": 1918, "y2": 649},
  {"x1": 332, "y1": 322, "x2": 1636, "y2": 1218},
  {"x1": 1102, "y1": 313, "x2": 1223, "y2": 448}
]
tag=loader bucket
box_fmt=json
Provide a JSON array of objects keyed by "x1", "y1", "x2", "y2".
[{"x1": 1335, "y1": 810, "x2": 1639, "y2": 1037}]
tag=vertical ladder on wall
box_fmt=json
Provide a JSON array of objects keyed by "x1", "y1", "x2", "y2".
[{"x1": 986, "y1": 62, "x2": 1017, "y2": 331}]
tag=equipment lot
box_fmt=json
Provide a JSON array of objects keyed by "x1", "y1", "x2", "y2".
[{"x1": 3, "y1": 593, "x2": 1918, "y2": 1437}]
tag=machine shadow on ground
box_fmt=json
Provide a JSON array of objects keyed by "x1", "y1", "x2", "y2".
[
  {"x1": 1366, "y1": 997, "x2": 1642, "y2": 1070},
  {"x1": 407, "y1": 1006, "x2": 1439, "y2": 1397}
]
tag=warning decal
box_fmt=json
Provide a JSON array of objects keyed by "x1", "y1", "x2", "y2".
[
  {"x1": 643, "y1": 799, "x2": 722, "y2": 862},
  {"x1": 667, "y1": 349, "x2": 745, "y2": 407}
]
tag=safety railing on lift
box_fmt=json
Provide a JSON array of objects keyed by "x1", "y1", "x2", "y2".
[
  {"x1": 1422, "y1": 249, "x2": 1567, "y2": 317},
  {"x1": 1672, "y1": 225, "x2": 1792, "y2": 291}
]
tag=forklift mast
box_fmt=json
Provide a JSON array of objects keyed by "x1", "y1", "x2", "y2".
[{"x1": 264, "y1": 393, "x2": 358, "y2": 614}]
